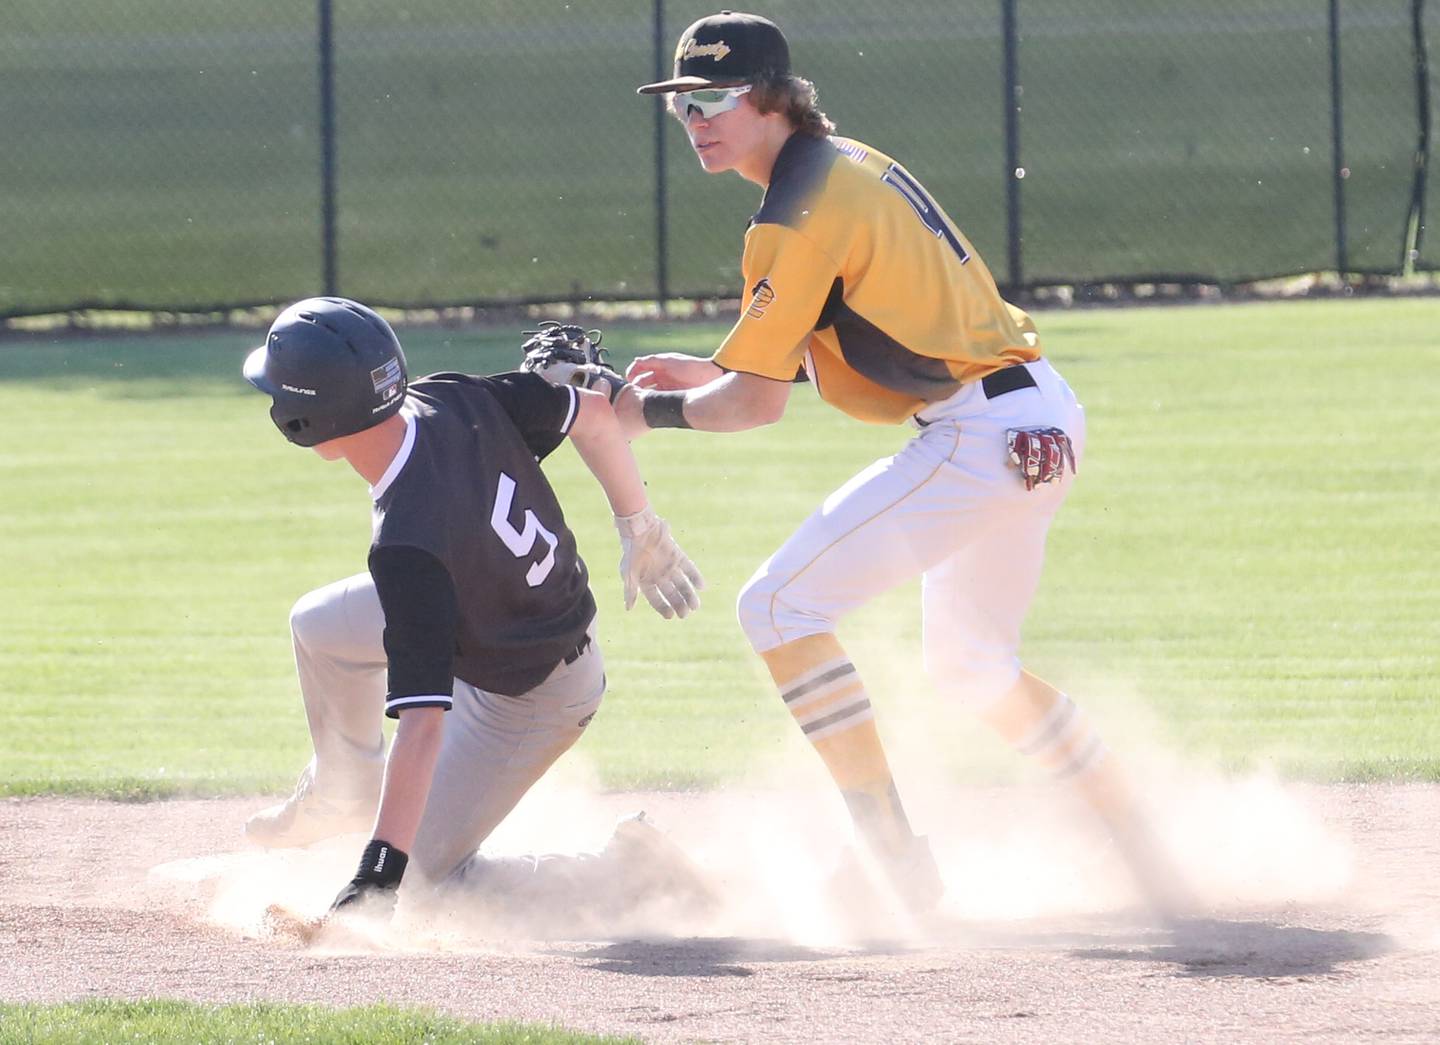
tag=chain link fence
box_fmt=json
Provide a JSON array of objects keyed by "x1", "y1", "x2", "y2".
[{"x1": 1, "y1": 1, "x2": 1431, "y2": 318}]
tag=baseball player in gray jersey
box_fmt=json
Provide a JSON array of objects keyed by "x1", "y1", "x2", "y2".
[{"x1": 242, "y1": 298, "x2": 709, "y2": 931}]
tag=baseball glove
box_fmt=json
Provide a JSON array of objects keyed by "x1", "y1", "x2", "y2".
[
  {"x1": 1005, "y1": 425, "x2": 1077, "y2": 491},
  {"x1": 519, "y1": 321, "x2": 628, "y2": 403}
]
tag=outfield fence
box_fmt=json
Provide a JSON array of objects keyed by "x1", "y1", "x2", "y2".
[{"x1": 2, "y1": 0, "x2": 1434, "y2": 318}]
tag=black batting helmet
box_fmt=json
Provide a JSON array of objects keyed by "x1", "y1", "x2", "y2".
[{"x1": 243, "y1": 297, "x2": 408, "y2": 447}]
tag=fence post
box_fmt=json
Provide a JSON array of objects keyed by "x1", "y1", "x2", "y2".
[
  {"x1": 652, "y1": 0, "x2": 670, "y2": 309},
  {"x1": 1406, "y1": 0, "x2": 1431, "y2": 270},
  {"x1": 1328, "y1": 0, "x2": 1349, "y2": 276},
  {"x1": 318, "y1": 0, "x2": 338, "y2": 296},
  {"x1": 1001, "y1": 0, "x2": 1023, "y2": 291}
]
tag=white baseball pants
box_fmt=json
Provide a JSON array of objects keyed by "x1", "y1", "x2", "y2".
[
  {"x1": 287, "y1": 572, "x2": 605, "y2": 884},
  {"x1": 736, "y1": 358, "x2": 1086, "y2": 710}
]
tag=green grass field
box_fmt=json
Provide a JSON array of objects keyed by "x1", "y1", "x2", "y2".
[
  {"x1": 1, "y1": 297, "x2": 1436, "y2": 798},
  {"x1": 0, "y1": 1001, "x2": 637, "y2": 1044}
]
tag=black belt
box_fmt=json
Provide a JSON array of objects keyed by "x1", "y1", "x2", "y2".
[
  {"x1": 913, "y1": 364, "x2": 1039, "y2": 428},
  {"x1": 562, "y1": 634, "x2": 592, "y2": 666},
  {"x1": 981, "y1": 364, "x2": 1038, "y2": 398}
]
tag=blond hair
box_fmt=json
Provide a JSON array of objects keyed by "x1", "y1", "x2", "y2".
[{"x1": 750, "y1": 73, "x2": 836, "y2": 138}]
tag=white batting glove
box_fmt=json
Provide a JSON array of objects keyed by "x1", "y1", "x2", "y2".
[{"x1": 614, "y1": 506, "x2": 705, "y2": 619}]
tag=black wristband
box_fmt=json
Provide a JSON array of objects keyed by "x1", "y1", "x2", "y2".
[
  {"x1": 354, "y1": 838, "x2": 409, "y2": 889},
  {"x1": 593, "y1": 369, "x2": 629, "y2": 404},
  {"x1": 641, "y1": 390, "x2": 693, "y2": 430}
]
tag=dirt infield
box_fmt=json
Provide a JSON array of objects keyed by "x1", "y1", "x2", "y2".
[{"x1": 2, "y1": 782, "x2": 1438, "y2": 1043}]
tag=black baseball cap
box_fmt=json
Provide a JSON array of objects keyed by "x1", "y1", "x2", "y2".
[{"x1": 637, "y1": 11, "x2": 790, "y2": 95}]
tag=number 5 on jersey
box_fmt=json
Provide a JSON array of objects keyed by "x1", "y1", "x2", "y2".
[{"x1": 490, "y1": 472, "x2": 557, "y2": 586}]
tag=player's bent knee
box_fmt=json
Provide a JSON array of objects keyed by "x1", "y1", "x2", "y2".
[
  {"x1": 736, "y1": 568, "x2": 836, "y2": 653},
  {"x1": 288, "y1": 585, "x2": 347, "y2": 648},
  {"x1": 734, "y1": 574, "x2": 770, "y2": 649}
]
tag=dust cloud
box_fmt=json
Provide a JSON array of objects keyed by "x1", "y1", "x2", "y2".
[{"x1": 165, "y1": 717, "x2": 1361, "y2": 951}]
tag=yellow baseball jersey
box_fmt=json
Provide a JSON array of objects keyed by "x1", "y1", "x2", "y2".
[{"x1": 713, "y1": 134, "x2": 1041, "y2": 425}]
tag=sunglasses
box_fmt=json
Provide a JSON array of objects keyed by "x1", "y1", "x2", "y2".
[{"x1": 676, "y1": 84, "x2": 752, "y2": 120}]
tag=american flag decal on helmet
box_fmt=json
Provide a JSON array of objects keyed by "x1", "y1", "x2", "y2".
[{"x1": 371, "y1": 357, "x2": 403, "y2": 396}]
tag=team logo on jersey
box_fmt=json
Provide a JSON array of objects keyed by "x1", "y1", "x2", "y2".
[
  {"x1": 680, "y1": 38, "x2": 731, "y2": 62},
  {"x1": 371, "y1": 357, "x2": 403, "y2": 397},
  {"x1": 746, "y1": 277, "x2": 776, "y2": 319}
]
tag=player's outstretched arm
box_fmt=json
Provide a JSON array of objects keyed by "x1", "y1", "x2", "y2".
[
  {"x1": 319, "y1": 705, "x2": 444, "y2": 926},
  {"x1": 625, "y1": 352, "x2": 723, "y2": 390},
  {"x1": 615, "y1": 369, "x2": 791, "y2": 441},
  {"x1": 567, "y1": 387, "x2": 648, "y2": 516},
  {"x1": 370, "y1": 706, "x2": 446, "y2": 854},
  {"x1": 568, "y1": 388, "x2": 704, "y2": 618}
]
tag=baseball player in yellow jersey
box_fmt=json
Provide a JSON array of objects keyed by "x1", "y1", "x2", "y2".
[{"x1": 607, "y1": 11, "x2": 1187, "y2": 915}]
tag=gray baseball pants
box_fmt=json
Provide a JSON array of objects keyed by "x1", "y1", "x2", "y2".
[{"x1": 288, "y1": 571, "x2": 606, "y2": 887}]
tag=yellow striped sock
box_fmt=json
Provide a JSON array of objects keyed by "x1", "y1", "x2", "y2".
[{"x1": 762, "y1": 634, "x2": 913, "y2": 852}]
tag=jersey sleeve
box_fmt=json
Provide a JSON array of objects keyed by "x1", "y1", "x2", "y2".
[
  {"x1": 368, "y1": 544, "x2": 458, "y2": 719},
  {"x1": 712, "y1": 224, "x2": 841, "y2": 381},
  {"x1": 481, "y1": 371, "x2": 580, "y2": 460}
]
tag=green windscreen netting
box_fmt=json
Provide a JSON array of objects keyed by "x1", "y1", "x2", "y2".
[{"x1": 1, "y1": 0, "x2": 1430, "y2": 317}]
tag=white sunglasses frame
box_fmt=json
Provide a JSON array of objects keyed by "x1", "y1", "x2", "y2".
[{"x1": 674, "y1": 84, "x2": 753, "y2": 120}]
